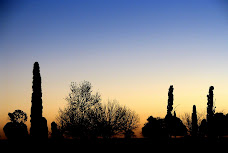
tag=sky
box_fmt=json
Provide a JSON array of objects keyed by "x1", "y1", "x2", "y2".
[{"x1": 0, "y1": 0, "x2": 228, "y2": 138}]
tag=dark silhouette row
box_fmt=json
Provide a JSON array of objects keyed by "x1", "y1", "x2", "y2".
[
  {"x1": 142, "y1": 85, "x2": 187, "y2": 140},
  {"x1": 3, "y1": 62, "x2": 52, "y2": 142},
  {"x1": 2, "y1": 62, "x2": 228, "y2": 144},
  {"x1": 142, "y1": 85, "x2": 228, "y2": 143}
]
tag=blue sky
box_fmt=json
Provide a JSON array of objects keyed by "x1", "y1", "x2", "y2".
[
  {"x1": 1, "y1": 0, "x2": 227, "y2": 75},
  {"x1": 1, "y1": 0, "x2": 227, "y2": 86},
  {"x1": 2, "y1": 0, "x2": 227, "y2": 55}
]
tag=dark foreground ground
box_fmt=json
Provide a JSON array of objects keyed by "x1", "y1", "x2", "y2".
[
  {"x1": 1, "y1": 137, "x2": 228, "y2": 146},
  {"x1": 1, "y1": 138, "x2": 228, "y2": 152}
]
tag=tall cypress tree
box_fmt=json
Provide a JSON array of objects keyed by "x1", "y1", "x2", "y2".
[
  {"x1": 207, "y1": 86, "x2": 215, "y2": 140},
  {"x1": 207, "y1": 86, "x2": 214, "y2": 122},
  {"x1": 30, "y1": 62, "x2": 47, "y2": 140},
  {"x1": 165, "y1": 85, "x2": 174, "y2": 138},
  {"x1": 192, "y1": 105, "x2": 198, "y2": 137},
  {"x1": 167, "y1": 85, "x2": 174, "y2": 117}
]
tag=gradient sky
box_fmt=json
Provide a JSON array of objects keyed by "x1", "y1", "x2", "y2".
[{"x1": 0, "y1": 0, "x2": 228, "y2": 138}]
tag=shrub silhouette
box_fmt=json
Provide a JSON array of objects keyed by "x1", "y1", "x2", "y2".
[
  {"x1": 142, "y1": 116, "x2": 168, "y2": 139},
  {"x1": 199, "y1": 119, "x2": 207, "y2": 138},
  {"x1": 51, "y1": 121, "x2": 63, "y2": 140},
  {"x1": 3, "y1": 110, "x2": 28, "y2": 140},
  {"x1": 170, "y1": 114, "x2": 187, "y2": 137},
  {"x1": 213, "y1": 113, "x2": 228, "y2": 138}
]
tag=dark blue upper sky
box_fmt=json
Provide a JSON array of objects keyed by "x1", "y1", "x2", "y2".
[
  {"x1": 1, "y1": 0, "x2": 227, "y2": 75},
  {"x1": 2, "y1": 0, "x2": 227, "y2": 54}
]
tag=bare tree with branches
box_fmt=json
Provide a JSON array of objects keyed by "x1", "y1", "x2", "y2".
[
  {"x1": 57, "y1": 81, "x2": 140, "y2": 139},
  {"x1": 181, "y1": 111, "x2": 205, "y2": 135},
  {"x1": 100, "y1": 100, "x2": 140, "y2": 138}
]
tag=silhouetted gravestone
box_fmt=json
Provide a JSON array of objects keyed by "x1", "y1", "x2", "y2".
[{"x1": 30, "y1": 62, "x2": 48, "y2": 140}]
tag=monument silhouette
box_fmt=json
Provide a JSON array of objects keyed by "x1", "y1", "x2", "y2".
[{"x1": 30, "y1": 62, "x2": 48, "y2": 140}]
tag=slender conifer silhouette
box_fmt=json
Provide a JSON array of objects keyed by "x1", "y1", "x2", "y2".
[
  {"x1": 207, "y1": 86, "x2": 215, "y2": 140},
  {"x1": 30, "y1": 62, "x2": 48, "y2": 140},
  {"x1": 191, "y1": 105, "x2": 198, "y2": 138},
  {"x1": 167, "y1": 85, "x2": 174, "y2": 118}
]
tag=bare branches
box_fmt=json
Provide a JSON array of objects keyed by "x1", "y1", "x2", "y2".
[{"x1": 57, "y1": 81, "x2": 140, "y2": 139}]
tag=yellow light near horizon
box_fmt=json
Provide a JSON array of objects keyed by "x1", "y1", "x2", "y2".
[{"x1": 1, "y1": 75, "x2": 228, "y2": 139}]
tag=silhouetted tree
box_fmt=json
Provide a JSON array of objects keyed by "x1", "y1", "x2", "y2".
[
  {"x1": 170, "y1": 113, "x2": 187, "y2": 137},
  {"x1": 162, "y1": 86, "x2": 187, "y2": 138},
  {"x1": 165, "y1": 85, "x2": 174, "y2": 137},
  {"x1": 199, "y1": 119, "x2": 207, "y2": 138},
  {"x1": 51, "y1": 121, "x2": 63, "y2": 140},
  {"x1": 8, "y1": 110, "x2": 27, "y2": 123},
  {"x1": 166, "y1": 85, "x2": 174, "y2": 118},
  {"x1": 57, "y1": 81, "x2": 102, "y2": 139},
  {"x1": 100, "y1": 100, "x2": 140, "y2": 138},
  {"x1": 51, "y1": 122, "x2": 57, "y2": 138},
  {"x1": 30, "y1": 62, "x2": 48, "y2": 140},
  {"x1": 57, "y1": 82, "x2": 140, "y2": 139},
  {"x1": 142, "y1": 116, "x2": 168, "y2": 140},
  {"x1": 207, "y1": 86, "x2": 215, "y2": 121},
  {"x1": 123, "y1": 109, "x2": 140, "y2": 139},
  {"x1": 142, "y1": 114, "x2": 186, "y2": 140},
  {"x1": 182, "y1": 111, "x2": 205, "y2": 136},
  {"x1": 3, "y1": 110, "x2": 28, "y2": 140},
  {"x1": 191, "y1": 105, "x2": 198, "y2": 137},
  {"x1": 181, "y1": 113, "x2": 192, "y2": 135},
  {"x1": 213, "y1": 113, "x2": 228, "y2": 138},
  {"x1": 206, "y1": 86, "x2": 215, "y2": 140}
]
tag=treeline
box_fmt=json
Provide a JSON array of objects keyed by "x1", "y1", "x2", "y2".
[
  {"x1": 1, "y1": 62, "x2": 140, "y2": 142},
  {"x1": 142, "y1": 85, "x2": 228, "y2": 142},
  {"x1": 2, "y1": 81, "x2": 140, "y2": 141},
  {"x1": 2, "y1": 62, "x2": 228, "y2": 144}
]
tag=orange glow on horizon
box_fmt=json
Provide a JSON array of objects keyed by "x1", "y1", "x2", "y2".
[{"x1": 1, "y1": 81, "x2": 228, "y2": 139}]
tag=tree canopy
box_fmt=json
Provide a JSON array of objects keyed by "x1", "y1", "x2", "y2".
[{"x1": 57, "y1": 81, "x2": 139, "y2": 139}]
